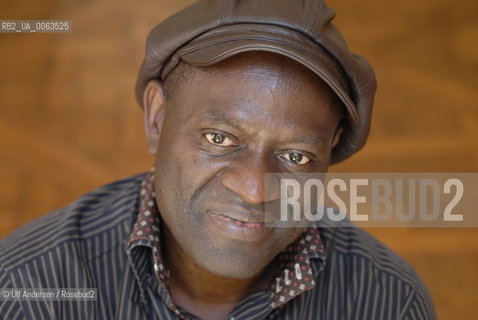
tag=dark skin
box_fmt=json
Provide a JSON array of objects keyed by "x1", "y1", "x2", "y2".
[{"x1": 143, "y1": 52, "x2": 343, "y2": 320}]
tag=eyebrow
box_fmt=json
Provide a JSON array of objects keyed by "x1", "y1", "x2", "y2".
[
  {"x1": 288, "y1": 135, "x2": 325, "y2": 145},
  {"x1": 198, "y1": 110, "x2": 243, "y2": 130}
]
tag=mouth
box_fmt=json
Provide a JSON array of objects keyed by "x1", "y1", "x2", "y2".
[{"x1": 206, "y1": 211, "x2": 271, "y2": 242}]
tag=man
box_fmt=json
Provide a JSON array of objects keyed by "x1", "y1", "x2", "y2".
[{"x1": 0, "y1": 0, "x2": 436, "y2": 319}]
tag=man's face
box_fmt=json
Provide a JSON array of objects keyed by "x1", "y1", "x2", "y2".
[{"x1": 145, "y1": 52, "x2": 343, "y2": 279}]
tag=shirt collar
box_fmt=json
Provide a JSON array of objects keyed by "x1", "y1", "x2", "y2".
[
  {"x1": 127, "y1": 169, "x2": 168, "y2": 280},
  {"x1": 269, "y1": 226, "x2": 326, "y2": 308}
]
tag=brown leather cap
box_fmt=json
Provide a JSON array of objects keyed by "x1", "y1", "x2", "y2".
[{"x1": 136, "y1": 0, "x2": 377, "y2": 163}]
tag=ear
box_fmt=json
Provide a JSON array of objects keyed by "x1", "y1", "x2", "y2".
[
  {"x1": 143, "y1": 80, "x2": 166, "y2": 154},
  {"x1": 331, "y1": 123, "x2": 344, "y2": 148}
]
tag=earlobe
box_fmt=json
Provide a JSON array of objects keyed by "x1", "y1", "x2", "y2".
[{"x1": 143, "y1": 80, "x2": 166, "y2": 154}]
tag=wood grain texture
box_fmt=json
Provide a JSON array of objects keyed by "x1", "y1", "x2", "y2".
[{"x1": 1, "y1": 0, "x2": 477, "y2": 318}]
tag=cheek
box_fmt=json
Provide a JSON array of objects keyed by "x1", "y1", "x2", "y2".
[
  {"x1": 153, "y1": 131, "x2": 228, "y2": 221},
  {"x1": 153, "y1": 130, "x2": 189, "y2": 222}
]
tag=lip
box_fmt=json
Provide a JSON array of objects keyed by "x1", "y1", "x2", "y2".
[{"x1": 206, "y1": 211, "x2": 271, "y2": 242}]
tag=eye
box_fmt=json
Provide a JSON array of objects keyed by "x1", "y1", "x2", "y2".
[
  {"x1": 204, "y1": 133, "x2": 237, "y2": 147},
  {"x1": 281, "y1": 152, "x2": 311, "y2": 165}
]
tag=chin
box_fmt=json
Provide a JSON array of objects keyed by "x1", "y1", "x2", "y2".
[
  {"x1": 191, "y1": 247, "x2": 272, "y2": 280},
  {"x1": 203, "y1": 261, "x2": 267, "y2": 280}
]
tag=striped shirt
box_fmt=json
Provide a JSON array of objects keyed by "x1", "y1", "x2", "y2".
[{"x1": 0, "y1": 174, "x2": 436, "y2": 319}]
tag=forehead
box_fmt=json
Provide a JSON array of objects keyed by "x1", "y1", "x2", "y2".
[{"x1": 165, "y1": 51, "x2": 341, "y2": 131}]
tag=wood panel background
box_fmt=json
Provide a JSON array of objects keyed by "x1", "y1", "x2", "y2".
[{"x1": 1, "y1": 0, "x2": 477, "y2": 318}]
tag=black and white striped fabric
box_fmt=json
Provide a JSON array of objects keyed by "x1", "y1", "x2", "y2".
[{"x1": 0, "y1": 174, "x2": 436, "y2": 319}]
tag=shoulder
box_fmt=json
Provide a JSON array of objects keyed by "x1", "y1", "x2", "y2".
[
  {"x1": 0, "y1": 174, "x2": 145, "y2": 272},
  {"x1": 317, "y1": 223, "x2": 436, "y2": 319}
]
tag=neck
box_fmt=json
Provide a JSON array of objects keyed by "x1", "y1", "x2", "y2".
[{"x1": 162, "y1": 227, "x2": 277, "y2": 319}]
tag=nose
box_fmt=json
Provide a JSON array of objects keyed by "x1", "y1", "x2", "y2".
[{"x1": 221, "y1": 152, "x2": 280, "y2": 205}]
